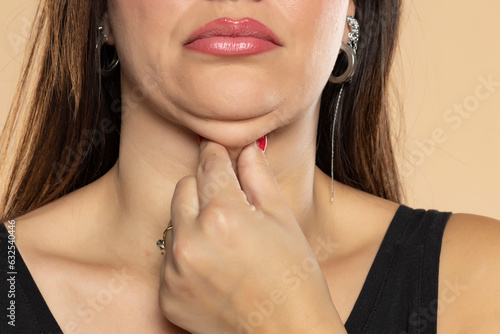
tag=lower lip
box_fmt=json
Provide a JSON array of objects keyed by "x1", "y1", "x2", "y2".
[{"x1": 184, "y1": 36, "x2": 279, "y2": 56}]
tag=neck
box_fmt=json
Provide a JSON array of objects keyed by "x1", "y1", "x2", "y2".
[{"x1": 95, "y1": 94, "x2": 331, "y2": 269}]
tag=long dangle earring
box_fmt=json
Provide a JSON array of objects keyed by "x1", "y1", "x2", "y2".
[{"x1": 328, "y1": 15, "x2": 360, "y2": 203}]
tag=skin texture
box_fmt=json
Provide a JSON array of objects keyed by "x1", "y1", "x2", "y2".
[
  {"x1": 101, "y1": 1, "x2": 353, "y2": 331},
  {"x1": 3, "y1": 0, "x2": 500, "y2": 333}
]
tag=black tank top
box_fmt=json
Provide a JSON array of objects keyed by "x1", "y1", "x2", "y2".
[{"x1": 0, "y1": 204, "x2": 452, "y2": 333}]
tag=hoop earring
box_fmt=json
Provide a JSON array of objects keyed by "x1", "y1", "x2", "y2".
[
  {"x1": 328, "y1": 16, "x2": 359, "y2": 84},
  {"x1": 328, "y1": 43, "x2": 356, "y2": 84},
  {"x1": 97, "y1": 26, "x2": 120, "y2": 76},
  {"x1": 329, "y1": 15, "x2": 360, "y2": 203}
]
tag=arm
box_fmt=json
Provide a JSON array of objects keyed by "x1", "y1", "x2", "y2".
[{"x1": 438, "y1": 213, "x2": 500, "y2": 333}]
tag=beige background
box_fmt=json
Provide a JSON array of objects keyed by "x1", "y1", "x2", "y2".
[{"x1": 1, "y1": 1, "x2": 499, "y2": 219}]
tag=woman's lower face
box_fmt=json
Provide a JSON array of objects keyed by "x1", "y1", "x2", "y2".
[{"x1": 106, "y1": 0, "x2": 351, "y2": 148}]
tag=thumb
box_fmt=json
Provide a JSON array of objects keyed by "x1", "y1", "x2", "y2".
[{"x1": 237, "y1": 141, "x2": 288, "y2": 214}]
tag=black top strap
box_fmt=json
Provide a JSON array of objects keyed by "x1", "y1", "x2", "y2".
[
  {"x1": 0, "y1": 222, "x2": 64, "y2": 333},
  {"x1": 345, "y1": 204, "x2": 452, "y2": 334}
]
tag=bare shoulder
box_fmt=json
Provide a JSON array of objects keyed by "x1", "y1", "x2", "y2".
[
  {"x1": 438, "y1": 212, "x2": 500, "y2": 333},
  {"x1": 2, "y1": 172, "x2": 112, "y2": 258},
  {"x1": 3, "y1": 190, "x2": 80, "y2": 257}
]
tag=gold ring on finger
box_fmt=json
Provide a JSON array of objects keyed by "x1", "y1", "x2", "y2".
[{"x1": 156, "y1": 220, "x2": 173, "y2": 252}]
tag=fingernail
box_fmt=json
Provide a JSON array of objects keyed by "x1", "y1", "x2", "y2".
[{"x1": 256, "y1": 135, "x2": 267, "y2": 153}]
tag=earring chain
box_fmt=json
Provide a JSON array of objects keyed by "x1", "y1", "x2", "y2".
[{"x1": 331, "y1": 16, "x2": 359, "y2": 203}]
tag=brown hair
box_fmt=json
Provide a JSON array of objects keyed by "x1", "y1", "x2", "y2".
[
  {"x1": 317, "y1": 0, "x2": 404, "y2": 202},
  {"x1": 0, "y1": 0, "x2": 403, "y2": 222}
]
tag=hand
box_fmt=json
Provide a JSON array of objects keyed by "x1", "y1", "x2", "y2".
[{"x1": 159, "y1": 139, "x2": 344, "y2": 334}]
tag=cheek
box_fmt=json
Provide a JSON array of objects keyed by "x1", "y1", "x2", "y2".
[
  {"x1": 108, "y1": 0, "x2": 188, "y2": 80},
  {"x1": 280, "y1": 0, "x2": 348, "y2": 98}
]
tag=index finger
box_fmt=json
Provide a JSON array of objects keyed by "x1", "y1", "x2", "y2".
[{"x1": 197, "y1": 139, "x2": 248, "y2": 210}]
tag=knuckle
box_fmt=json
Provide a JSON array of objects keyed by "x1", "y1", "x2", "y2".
[
  {"x1": 171, "y1": 238, "x2": 211, "y2": 278},
  {"x1": 172, "y1": 176, "x2": 198, "y2": 216},
  {"x1": 199, "y1": 204, "x2": 231, "y2": 232},
  {"x1": 199, "y1": 153, "x2": 221, "y2": 174},
  {"x1": 199, "y1": 179, "x2": 221, "y2": 200},
  {"x1": 176, "y1": 175, "x2": 196, "y2": 189},
  {"x1": 172, "y1": 238, "x2": 194, "y2": 267},
  {"x1": 173, "y1": 175, "x2": 195, "y2": 197},
  {"x1": 199, "y1": 145, "x2": 231, "y2": 175}
]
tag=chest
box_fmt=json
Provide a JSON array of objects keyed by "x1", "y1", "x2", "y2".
[
  {"x1": 20, "y1": 238, "x2": 466, "y2": 333},
  {"x1": 23, "y1": 257, "x2": 188, "y2": 333}
]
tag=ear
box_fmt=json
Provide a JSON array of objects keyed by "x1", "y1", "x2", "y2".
[
  {"x1": 347, "y1": 0, "x2": 356, "y2": 17},
  {"x1": 343, "y1": 0, "x2": 356, "y2": 45},
  {"x1": 99, "y1": 12, "x2": 116, "y2": 46}
]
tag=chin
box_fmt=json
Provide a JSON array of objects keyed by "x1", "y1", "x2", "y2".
[
  {"x1": 178, "y1": 73, "x2": 283, "y2": 121},
  {"x1": 177, "y1": 91, "x2": 281, "y2": 123},
  {"x1": 200, "y1": 102, "x2": 271, "y2": 122}
]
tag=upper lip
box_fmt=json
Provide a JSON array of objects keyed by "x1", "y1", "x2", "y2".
[{"x1": 184, "y1": 17, "x2": 282, "y2": 46}]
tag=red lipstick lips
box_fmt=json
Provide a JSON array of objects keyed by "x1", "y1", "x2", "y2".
[{"x1": 184, "y1": 17, "x2": 282, "y2": 56}]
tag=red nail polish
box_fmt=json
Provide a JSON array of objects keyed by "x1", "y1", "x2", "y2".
[
  {"x1": 197, "y1": 135, "x2": 204, "y2": 144},
  {"x1": 257, "y1": 135, "x2": 267, "y2": 153}
]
